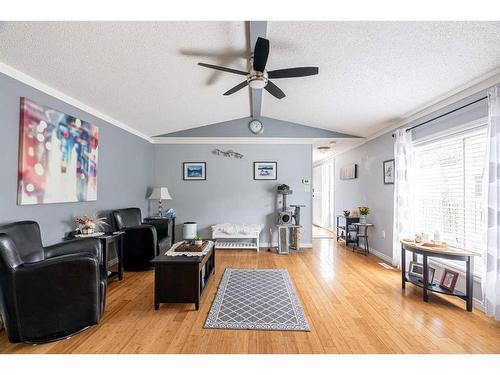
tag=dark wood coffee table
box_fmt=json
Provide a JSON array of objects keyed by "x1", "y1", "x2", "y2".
[{"x1": 152, "y1": 242, "x2": 215, "y2": 310}]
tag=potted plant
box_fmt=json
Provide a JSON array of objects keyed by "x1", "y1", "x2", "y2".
[
  {"x1": 343, "y1": 210, "x2": 351, "y2": 217},
  {"x1": 193, "y1": 236, "x2": 203, "y2": 246},
  {"x1": 74, "y1": 214, "x2": 108, "y2": 235},
  {"x1": 358, "y1": 206, "x2": 370, "y2": 224}
]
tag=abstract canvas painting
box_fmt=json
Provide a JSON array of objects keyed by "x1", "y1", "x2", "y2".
[
  {"x1": 18, "y1": 98, "x2": 99, "y2": 205},
  {"x1": 253, "y1": 161, "x2": 277, "y2": 180},
  {"x1": 183, "y1": 162, "x2": 206, "y2": 180}
]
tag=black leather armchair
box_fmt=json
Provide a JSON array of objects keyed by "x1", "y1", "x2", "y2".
[
  {"x1": 112, "y1": 208, "x2": 170, "y2": 270},
  {"x1": 0, "y1": 221, "x2": 107, "y2": 344}
]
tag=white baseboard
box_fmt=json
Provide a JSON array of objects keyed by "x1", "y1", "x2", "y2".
[
  {"x1": 368, "y1": 247, "x2": 393, "y2": 264},
  {"x1": 473, "y1": 298, "x2": 485, "y2": 312},
  {"x1": 259, "y1": 242, "x2": 312, "y2": 249}
]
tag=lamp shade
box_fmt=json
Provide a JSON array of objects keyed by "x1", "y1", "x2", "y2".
[{"x1": 148, "y1": 187, "x2": 172, "y2": 200}]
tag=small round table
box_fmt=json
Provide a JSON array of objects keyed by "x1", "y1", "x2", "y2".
[{"x1": 352, "y1": 223, "x2": 373, "y2": 256}]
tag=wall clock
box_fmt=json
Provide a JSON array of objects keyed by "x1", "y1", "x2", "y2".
[{"x1": 248, "y1": 119, "x2": 264, "y2": 135}]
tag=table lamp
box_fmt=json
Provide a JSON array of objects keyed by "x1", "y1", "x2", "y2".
[{"x1": 148, "y1": 187, "x2": 172, "y2": 217}]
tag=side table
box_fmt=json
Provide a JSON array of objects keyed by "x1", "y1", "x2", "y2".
[
  {"x1": 69, "y1": 231, "x2": 124, "y2": 282},
  {"x1": 352, "y1": 223, "x2": 373, "y2": 256},
  {"x1": 144, "y1": 216, "x2": 176, "y2": 246},
  {"x1": 99, "y1": 232, "x2": 124, "y2": 282}
]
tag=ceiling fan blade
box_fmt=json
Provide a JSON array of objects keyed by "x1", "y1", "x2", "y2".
[
  {"x1": 198, "y1": 62, "x2": 248, "y2": 76},
  {"x1": 223, "y1": 81, "x2": 249, "y2": 96},
  {"x1": 253, "y1": 37, "x2": 269, "y2": 72},
  {"x1": 268, "y1": 67, "x2": 319, "y2": 79},
  {"x1": 264, "y1": 80, "x2": 286, "y2": 99}
]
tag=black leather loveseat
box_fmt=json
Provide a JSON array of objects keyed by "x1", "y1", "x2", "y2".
[{"x1": 0, "y1": 221, "x2": 107, "y2": 343}]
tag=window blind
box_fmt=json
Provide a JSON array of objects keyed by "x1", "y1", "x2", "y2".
[{"x1": 413, "y1": 126, "x2": 487, "y2": 273}]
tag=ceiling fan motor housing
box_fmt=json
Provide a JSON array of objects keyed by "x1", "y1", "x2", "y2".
[{"x1": 247, "y1": 68, "x2": 268, "y2": 89}]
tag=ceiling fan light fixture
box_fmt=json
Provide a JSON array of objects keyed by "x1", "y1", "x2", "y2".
[
  {"x1": 318, "y1": 146, "x2": 331, "y2": 154},
  {"x1": 247, "y1": 70, "x2": 268, "y2": 89},
  {"x1": 248, "y1": 78, "x2": 267, "y2": 89}
]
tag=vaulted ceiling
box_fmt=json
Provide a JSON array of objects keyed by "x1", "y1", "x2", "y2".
[{"x1": 0, "y1": 21, "x2": 499, "y2": 139}]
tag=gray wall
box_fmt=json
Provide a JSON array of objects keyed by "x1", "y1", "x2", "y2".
[
  {"x1": 155, "y1": 116, "x2": 359, "y2": 139},
  {"x1": 153, "y1": 144, "x2": 313, "y2": 245},
  {"x1": 331, "y1": 91, "x2": 489, "y2": 305},
  {"x1": 334, "y1": 133, "x2": 395, "y2": 258},
  {"x1": 332, "y1": 90, "x2": 489, "y2": 259},
  {"x1": 0, "y1": 72, "x2": 153, "y2": 245}
]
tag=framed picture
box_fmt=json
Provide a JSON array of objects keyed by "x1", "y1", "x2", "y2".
[
  {"x1": 427, "y1": 267, "x2": 436, "y2": 284},
  {"x1": 408, "y1": 262, "x2": 436, "y2": 284},
  {"x1": 440, "y1": 269, "x2": 459, "y2": 291},
  {"x1": 183, "y1": 162, "x2": 206, "y2": 180},
  {"x1": 254, "y1": 161, "x2": 277, "y2": 180},
  {"x1": 383, "y1": 159, "x2": 395, "y2": 184},
  {"x1": 18, "y1": 97, "x2": 99, "y2": 205},
  {"x1": 409, "y1": 261, "x2": 424, "y2": 277},
  {"x1": 340, "y1": 164, "x2": 357, "y2": 180}
]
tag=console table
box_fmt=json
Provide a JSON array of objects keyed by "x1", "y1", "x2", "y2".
[
  {"x1": 400, "y1": 240, "x2": 477, "y2": 311},
  {"x1": 336, "y1": 215, "x2": 359, "y2": 246},
  {"x1": 152, "y1": 241, "x2": 215, "y2": 310}
]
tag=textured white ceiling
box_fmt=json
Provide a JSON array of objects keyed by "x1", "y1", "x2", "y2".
[
  {"x1": 264, "y1": 21, "x2": 500, "y2": 136},
  {"x1": 0, "y1": 21, "x2": 499, "y2": 138},
  {"x1": 0, "y1": 21, "x2": 250, "y2": 136}
]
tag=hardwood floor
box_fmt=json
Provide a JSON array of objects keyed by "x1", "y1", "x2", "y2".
[{"x1": 1, "y1": 238, "x2": 499, "y2": 354}]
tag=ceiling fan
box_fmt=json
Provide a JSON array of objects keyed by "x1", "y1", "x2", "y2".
[{"x1": 197, "y1": 37, "x2": 319, "y2": 99}]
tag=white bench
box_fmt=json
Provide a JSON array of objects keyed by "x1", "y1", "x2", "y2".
[{"x1": 211, "y1": 224, "x2": 263, "y2": 252}]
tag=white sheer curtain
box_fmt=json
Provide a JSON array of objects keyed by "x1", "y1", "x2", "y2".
[
  {"x1": 483, "y1": 85, "x2": 500, "y2": 320},
  {"x1": 392, "y1": 128, "x2": 414, "y2": 268}
]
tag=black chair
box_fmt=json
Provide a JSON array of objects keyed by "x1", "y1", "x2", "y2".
[
  {"x1": 112, "y1": 208, "x2": 170, "y2": 270},
  {"x1": 0, "y1": 221, "x2": 107, "y2": 344}
]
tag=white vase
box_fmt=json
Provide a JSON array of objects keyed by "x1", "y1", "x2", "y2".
[
  {"x1": 81, "y1": 223, "x2": 95, "y2": 235},
  {"x1": 359, "y1": 215, "x2": 367, "y2": 224}
]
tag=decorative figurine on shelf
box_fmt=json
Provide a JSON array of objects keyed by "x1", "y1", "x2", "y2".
[
  {"x1": 74, "y1": 214, "x2": 108, "y2": 235},
  {"x1": 358, "y1": 206, "x2": 370, "y2": 224},
  {"x1": 414, "y1": 233, "x2": 423, "y2": 243},
  {"x1": 343, "y1": 210, "x2": 351, "y2": 217},
  {"x1": 164, "y1": 208, "x2": 176, "y2": 219}
]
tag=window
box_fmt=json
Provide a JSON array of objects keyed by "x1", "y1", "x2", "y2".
[{"x1": 413, "y1": 126, "x2": 487, "y2": 274}]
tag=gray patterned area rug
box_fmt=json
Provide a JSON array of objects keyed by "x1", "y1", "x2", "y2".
[{"x1": 204, "y1": 268, "x2": 310, "y2": 331}]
